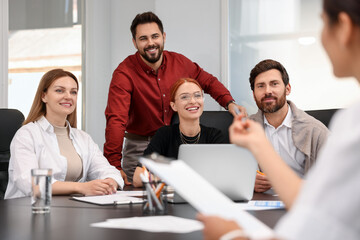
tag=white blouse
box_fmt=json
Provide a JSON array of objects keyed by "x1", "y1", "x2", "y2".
[
  {"x1": 5, "y1": 116, "x2": 124, "y2": 199},
  {"x1": 275, "y1": 101, "x2": 360, "y2": 239}
]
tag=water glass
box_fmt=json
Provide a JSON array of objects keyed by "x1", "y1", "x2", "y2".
[{"x1": 31, "y1": 168, "x2": 52, "y2": 213}]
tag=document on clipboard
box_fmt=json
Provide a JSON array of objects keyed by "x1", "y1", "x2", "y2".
[
  {"x1": 140, "y1": 157, "x2": 276, "y2": 240},
  {"x1": 71, "y1": 191, "x2": 145, "y2": 205}
]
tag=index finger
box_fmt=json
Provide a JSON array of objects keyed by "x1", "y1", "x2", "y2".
[
  {"x1": 196, "y1": 213, "x2": 206, "y2": 221},
  {"x1": 232, "y1": 115, "x2": 250, "y2": 132}
]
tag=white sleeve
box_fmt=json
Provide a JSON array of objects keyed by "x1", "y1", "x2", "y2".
[
  {"x1": 7, "y1": 126, "x2": 39, "y2": 197},
  {"x1": 275, "y1": 105, "x2": 360, "y2": 240}
]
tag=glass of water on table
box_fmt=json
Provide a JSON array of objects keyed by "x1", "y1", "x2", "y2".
[{"x1": 31, "y1": 168, "x2": 52, "y2": 214}]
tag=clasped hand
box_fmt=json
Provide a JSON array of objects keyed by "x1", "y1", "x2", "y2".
[{"x1": 81, "y1": 178, "x2": 118, "y2": 196}]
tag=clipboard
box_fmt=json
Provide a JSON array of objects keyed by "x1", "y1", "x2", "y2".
[{"x1": 70, "y1": 191, "x2": 145, "y2": 206}]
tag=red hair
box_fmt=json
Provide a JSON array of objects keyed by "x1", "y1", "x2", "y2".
[{"x1": 170, "y1": 78, "x2": 202, "y2": 102}]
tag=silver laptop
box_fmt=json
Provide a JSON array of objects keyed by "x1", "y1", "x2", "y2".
[{"x1": 169, "y1": 144, "x2": 257, "y2": 203}]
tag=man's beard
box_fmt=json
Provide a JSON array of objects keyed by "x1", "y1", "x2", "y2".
[
  {"x1": 140, "y1": 44, "x2": 164, "y2": 63},
  {"x1": 255, "y1": 91, "x2": 286, "y2": 113}
]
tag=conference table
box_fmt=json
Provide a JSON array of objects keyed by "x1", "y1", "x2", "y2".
[{"x1": 0, "y1": 190, "x2": 285, "y2": 240}]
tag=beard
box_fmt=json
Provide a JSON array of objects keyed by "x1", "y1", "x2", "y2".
[
  {"x1": 139, "y1": 44, "x2": 164, "y2": 64},
  {"x1": 255, "y1": 91, "x2": 287, "y2": 113}
]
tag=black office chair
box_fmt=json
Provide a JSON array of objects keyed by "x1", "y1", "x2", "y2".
[
  {"x1": 171, "y1": 111, "x2": 234, "y2": 143},
  {"x1": 0, "y1": 108, "x2": 25, "y2": 199},
  {"x1": 305, "y1": 108, "x2": 339, "y2": 128}
]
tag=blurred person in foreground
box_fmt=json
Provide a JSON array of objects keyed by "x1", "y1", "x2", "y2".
[{"x1": 198, "y1": 0, "x2": 360, "y2": 239}]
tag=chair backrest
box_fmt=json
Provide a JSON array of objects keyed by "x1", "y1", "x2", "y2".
[
  {"x1": 305, "y1": 108, "x2": 339, "y2": 128},
  {"x1": 171, "y1": 111, "x2": 234, "y2": 143},
  {"x1": 0, "y1": 108, "x2": 25, "y2": 199},
  {"x1": 0, "y1": 108, "x2": 25, "y2": 170}
]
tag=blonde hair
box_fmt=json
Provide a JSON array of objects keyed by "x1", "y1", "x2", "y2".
[{"x1": 24, "y1": 69, "x2": 79, "y2": 128}]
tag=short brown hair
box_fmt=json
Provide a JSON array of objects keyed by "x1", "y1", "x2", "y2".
[
  {"x1": 170, "y1": 78, "x2": 203, "y2": 102},
  {"x1": 130, "y1": 12, "x2": 164, "y2": 39},
  {"x1": 24, "y1": 69, "x2": 79, "y2": 127},
  {"x1": 249, "y1": 59, "x2": 289, "y2": 91}
]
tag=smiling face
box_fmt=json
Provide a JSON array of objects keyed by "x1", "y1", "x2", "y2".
[
  {"x1": 170, "y1": 82, "x2": 204, "y2": 122},
  {"x1": 42, "y1": 76, "x2": 78, "y2": 126},
  {"x1": 132, "y1": 22, "x2": 166, "y2": 65},
  {"x1": 253, "y1": 69, "x2": 291, "y2": 113}
]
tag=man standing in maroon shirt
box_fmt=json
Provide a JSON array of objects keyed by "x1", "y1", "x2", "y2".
[{"x1": 104, "y1": 11, "x2": 246, "y2": 184}]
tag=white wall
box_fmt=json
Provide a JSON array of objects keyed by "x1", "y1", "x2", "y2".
[
  {"x1": 84, "y1": 0, "x2": 111, "y2": 147},
  {"x1": 85, "y1": 0, "x2": 223, "y2": 147},
  {"x1": 228, "y1": 0, "x2": 360, "y2": 114},
  {"x1": 0, "y1": 0, "x2": 8, "y2": 108}
]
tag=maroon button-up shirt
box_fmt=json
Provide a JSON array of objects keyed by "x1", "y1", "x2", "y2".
[{"x1": 104, "y1": 51, "x2": 234, "y2": 169}]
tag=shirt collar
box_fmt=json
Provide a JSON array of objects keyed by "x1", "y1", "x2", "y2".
[
  {"x1": 135, "y1": 51, "x2": 167, "y2": 74},
  {"x1": 37, "y1": 115, "x2": 74, "y2": 139},
  {"x1": 264, "y1": 104, "x2": 292, "y2": 129}
]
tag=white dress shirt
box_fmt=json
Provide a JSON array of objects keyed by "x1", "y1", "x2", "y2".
[
  {"x1": 275, "y1": 101, "x2": 360, "y2": 239},
  {"x1": 264, "y1": 105, "x2": 306, "y2": 177},
  {"x1": 5, "y1": 116, "x2": 124, "y2": 199}
]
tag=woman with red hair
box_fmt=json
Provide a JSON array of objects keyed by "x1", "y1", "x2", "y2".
[{"x1": 132, "y1": 78, "x2": 226, "y2": 187}]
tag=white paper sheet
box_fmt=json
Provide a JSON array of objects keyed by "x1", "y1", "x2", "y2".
[
  {"x1": 71, "y1": 191, "x2": 145, "y2": 205},
  {"x1": 91, "y1": 216, "x2": 203, "y2": 233},
  {"x1": 140, "y1": 157, "x2": 276, "y2": 239}
]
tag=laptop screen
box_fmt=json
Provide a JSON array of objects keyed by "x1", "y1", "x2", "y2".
[{"x1": 177, "y1": 144, "x2": 257, "y2": 201}]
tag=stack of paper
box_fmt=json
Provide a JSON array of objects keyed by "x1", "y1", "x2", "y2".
[{"x1": 92, "y1": 216, "x2": 203, "y2": 233}]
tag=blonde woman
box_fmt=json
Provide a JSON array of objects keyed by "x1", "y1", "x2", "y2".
[{"x1": 5, "y1": 69, "x2": 124, "y2": 199}]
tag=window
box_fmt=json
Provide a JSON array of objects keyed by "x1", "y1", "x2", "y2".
[
  {"x1": 228, "y1": 0, "x2": 360, "y2": 113},
  {"x1": 8, "y1": 0, "x2": 83, "y2": 127}
]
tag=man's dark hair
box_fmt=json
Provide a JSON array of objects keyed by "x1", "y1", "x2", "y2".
[
  {"x1": 130, "y1": 11, "x2": 164, "y2": 39},
  {"x1": 249, "y1": 59, "x2": 289, "y2": 91}
]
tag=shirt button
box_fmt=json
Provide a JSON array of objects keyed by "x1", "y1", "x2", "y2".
[
  {"x1": 165, "y1": 110, "x2": 167, "y2": 112},
  {"x1": 163, "y1": 94, "x2": 165, "y2": 97},
  {"x1": 158, "y1": 78, "x2": 160, "y2": 81}
]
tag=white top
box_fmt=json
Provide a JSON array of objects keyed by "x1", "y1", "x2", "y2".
[
  {"x1": 5, "y1": 116, "x2": 124, "y2": 199},
  {"x1": 275, "y1": 101, "x2": 360, "y2": 240},
  {"x1": 264, "y1": 105, "x2": 306, "y2": 177}
]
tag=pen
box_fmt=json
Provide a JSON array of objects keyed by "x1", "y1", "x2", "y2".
[
  {"x1": 140, "y1": 173, "x2": 164, "y2": 211},
  {"x1": 234, "y1": 107, "x2": 248, "y2": 123},
  {"x1": 148, "y1": 183, "x2": 163, "y2": 210},
  {"x1": 113, "y1": 200, "x2": 141, "y2": 205},
  {"x1": 257, "y1": 170, "x2": 266, "y2": 176},
  {"x1": 155, "y1": 183, "x2": 165, "y2": 199}
]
